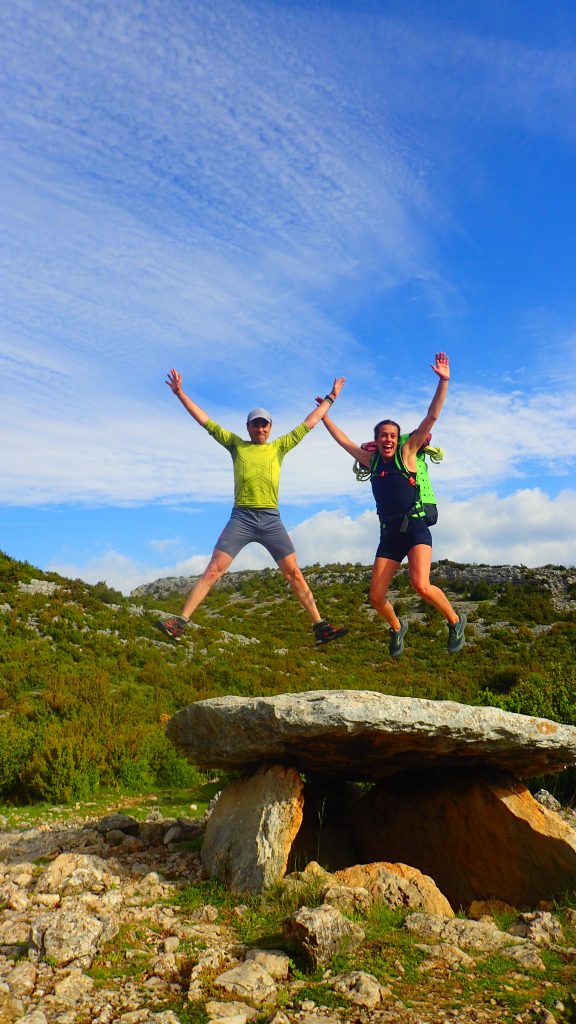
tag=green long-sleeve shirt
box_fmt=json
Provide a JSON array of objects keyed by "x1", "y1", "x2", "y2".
[{"x1": 204, "y1": 419, "x2": 310, "y2": 508}]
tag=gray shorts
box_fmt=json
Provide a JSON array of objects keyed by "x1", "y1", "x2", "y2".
[{"x1": 215, "y1": 508, "x2": 295, "y2": 562}]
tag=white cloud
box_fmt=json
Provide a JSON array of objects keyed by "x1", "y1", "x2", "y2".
[
  {"x1": 52, "y1": 487, "x2": 576, "y2": 594},
  {"x1": 148, "y1": 537, "x2": 184, "y2": 553},
  {"x1": 288, "y1": 489, "x2": 576, "y2": 570},
  {"x1": 1, "y1": 380, "x2": 575, "y2": 507}
]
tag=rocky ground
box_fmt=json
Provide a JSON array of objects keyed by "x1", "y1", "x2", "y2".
[{"x1": 1, "y1": 799, "x2": 575, "y2": 1024}]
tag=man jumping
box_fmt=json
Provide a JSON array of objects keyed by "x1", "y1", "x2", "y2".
[{"x1": 155, "y1": 369, "x2": 348, "y2": 646}]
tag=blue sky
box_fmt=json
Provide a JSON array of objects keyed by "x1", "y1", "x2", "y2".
[{"x1": 2, "y1": 0, "x2": 576, "y2": 593}]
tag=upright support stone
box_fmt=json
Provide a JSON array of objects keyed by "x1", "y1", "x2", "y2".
[
  {"x1": 353, "y1": 767, "x2": 576, "y2": 908},
  {"x1": 202, "y1": 764, "x2": 304, "y2": 893}
]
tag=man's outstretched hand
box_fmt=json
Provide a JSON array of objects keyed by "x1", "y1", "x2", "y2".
[{"x1": 166, "y1": 368, "x2": 183, "y2": 394}]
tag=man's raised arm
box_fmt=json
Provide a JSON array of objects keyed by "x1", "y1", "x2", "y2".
[
  {"x1": 166, "y1": 369, "x2": 210, "y2": 426},
  {"x1": 303, "y1": 376, "x2": 346, "y2": 429}
]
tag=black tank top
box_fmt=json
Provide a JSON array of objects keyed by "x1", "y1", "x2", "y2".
[{"x1": 370, "y1": 451, "x2": 418, "y2": 519}]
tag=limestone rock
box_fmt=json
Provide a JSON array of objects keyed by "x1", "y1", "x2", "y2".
[
  {"x1": 29, "y1": 908, "x2": 118, "y2": 967},
  {"x1": 36, "y1": 853, "x2": 119, "y2": 895},
  {"x1": 331, "y1": 970, "x2": 390, "y2": 1008},
  {"x1": 0, "y1": 992, "x2": 24, "y2": 1022},
  {"x1": 4, "y1": 961, "x2": 37, "y2": 997},
  {"x1": 166, "y1": 689, "x2": 576, "y2": 779},
  {"x1": 353, "y1": 768, "x2": 576, "y2": 907},
  {"x1": 320, "y1": 883, "x2": 373, "y2": 915},
  {"x1": 416, "y1": 942, "x2": 476, "y2": 971},
  {"x1": 52, "y1": 967, "x2": 95, "y2": 1005},
  {"x1": 201, "y1": 764, "x2": 304, "y2": 893},
  {"x1": 13, "y1": 1011, "x2": 48, "y2": 1024},
  {"x1": 508, "y1": 911, "x2": 564, "y2": 945},
  {"x1": 187, "y1": 949, "x2": 232, "y2": 1001},
  {"x1": 334, "y1": 862, "x2": 454, "y2": 916},
  {"x1": 213, "y1": 961, "x2": 278, "y2": 1006},
  {"x1": 405, "y1": 912, "x2": 546, "y2": 969},
  {"x1": 244, "y1": 948, "x2": 290, "y2": 980},
  {"x1": 205, "y1": 999, "x2": 257, "y2": 1022},
  {"x1": 282, "y1": 903, "x2": 364, "y2": 969}
]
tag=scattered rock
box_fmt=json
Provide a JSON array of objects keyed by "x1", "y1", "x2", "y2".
[
  {"x1": 213, "y1": 961, "x2": 278, "y2": 1006},
  {"x1": 205, "y1": 999, "x2": 258, "y2": 1022},
  {"x1": 282, "y1": 903, "x2": 364, "y2": 969},
  {"x1": 331, "y1": 969, "x2": 391, "y2": 1008},
  {"x1": 405, "y1": 912, "x2": 546, "y2": 969},
  {"x1": 508, "y1": 911, "x2": 564, "y2": 945},
  {"x1": 319, "y1": 883, "x2": 373, "y2": 915},
  {"x1": 244, "y1": 948, "x2": 290, "y2": 980}
]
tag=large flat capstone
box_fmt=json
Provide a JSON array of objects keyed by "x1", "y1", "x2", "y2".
[{"x1": 166, "y1": 690, "x2": 576, "y2": 780}]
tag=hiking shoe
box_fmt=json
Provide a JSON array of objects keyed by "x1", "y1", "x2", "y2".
[
  {"x1": 447, "y1": 612, "x2": 467, "y2": 654},
  {"x1": 389, "y1": 618, "x2": 408, "y2": 657},
  {"x1": 155, "y1": 615, "x2": 188, "y2": 639},
  {"x1": 314, "y1": 620, "x2": 348, "y2": 645}
]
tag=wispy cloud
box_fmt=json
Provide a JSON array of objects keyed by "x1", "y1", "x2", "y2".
[
  {"x1": 51, "y1": 487, "x2": 576, "y2": 594},
  {"x1": 2, "y1": 380, "x2": 575, "y2": 506}
]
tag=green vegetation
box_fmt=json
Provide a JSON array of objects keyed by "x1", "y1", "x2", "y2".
[
  {"x1": 0, "y1": 550, "x2": 575, "y2": 807},
  {"x1": 159, "y1": 877, "x2": 576, "y2": 1021}
]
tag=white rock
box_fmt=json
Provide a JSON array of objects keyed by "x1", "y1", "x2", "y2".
[
  {"x1": 332, "y1": 970, "x2": 389, "y2": 1008},
  {"x1": 244, "y1": 948, "x2": 290, "y2": 980},
  {"x1": 214, "y1": 961, "x2": 278, "y2": 1006}
]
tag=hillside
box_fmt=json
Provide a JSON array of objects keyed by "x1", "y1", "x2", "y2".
[{"x1": 1, "y1": 550, "x2": 575, "y2": 806}]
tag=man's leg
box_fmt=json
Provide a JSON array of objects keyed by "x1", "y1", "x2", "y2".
[
  {"x1": 180, "y1": 548, "x2": 235, "y2": 619},
  {"x1": 407, "y1": 545, "x2": 458, "y2": 623},
  {"x1": 277, "y1": 552, "x2": 347, "y2": 644},
  {"x1": 277, "y1": 552, "x2": 322, "y2": 623},
  {"x1": 370, "y1": 557, "x2": 402, "y2": 629},
  {"x1": 155, "y1": 546, "x2": 234, "y2": 638}
]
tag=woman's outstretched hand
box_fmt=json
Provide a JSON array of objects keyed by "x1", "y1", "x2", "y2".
[{"x1": 431, "y1": 352, "x2": 450, "y2": 381}]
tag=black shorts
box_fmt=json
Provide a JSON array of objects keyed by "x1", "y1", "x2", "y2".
[{"x1": 375, "y1": 518, "x2": 432, "y2": 563}]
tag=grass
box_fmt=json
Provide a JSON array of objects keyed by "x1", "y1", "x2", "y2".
[{"x1": 0, "y1": 780, "x2": 223, "y2": 830}]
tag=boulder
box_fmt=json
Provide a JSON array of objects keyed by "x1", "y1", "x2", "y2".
[
  {"x1": 331, "y1": 970, "x2": 391, "y2": 1008},
  {"x1": 201, "y1": 764, "x2": 304, "y2": 893},
  {"x1": 353, "y1": 768, "x2": 576, "y2": 907},
  {"x1": 166, "y1": 690, "x2": 576, "y2": 779},
  {"x1": 29, "y1": 908, "x2": 118, "y2": 967},
  {"x1": 334, "y1": 862, "x2": 454, "y2": 916},
  {"x1": 282, "y1": 904, "x2": 364, "y2": 969},
  {"x1": 244, "y1": 948, "x2": 290, "y2": 980},
  {"x1": 213, "y1": 961, "x2": 278, "y2": 1006},
  {"x1": 319, "y1": 883, "x2": 373, "y2": 915}
]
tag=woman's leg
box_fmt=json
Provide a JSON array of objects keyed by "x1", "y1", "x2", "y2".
[
  {"x1": 370, "y1": 557, "x2": 403, "y2": 630},
  {"x1": 407, "y1": 544, "x2": 458, "y2": 623}
]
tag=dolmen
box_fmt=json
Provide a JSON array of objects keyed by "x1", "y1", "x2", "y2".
[{"x1": 166, "y1": 690, "x2": 576, "y2": 910}]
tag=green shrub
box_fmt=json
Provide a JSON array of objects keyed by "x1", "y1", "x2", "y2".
[
  {"x1": 20, "y1": 722, "x2": 102, "y2": 802},
  {"x1": 0, "y1": 718, "x2": 36, "y2": 799}
]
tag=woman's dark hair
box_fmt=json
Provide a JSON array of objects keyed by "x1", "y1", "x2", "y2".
[{"x1": 373, "y1": 419, "x2": 401, "y2": 441}]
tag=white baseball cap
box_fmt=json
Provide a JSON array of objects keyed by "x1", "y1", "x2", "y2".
[{"x1": 247, "y1": 407, "x2": 272, "y2": 424}]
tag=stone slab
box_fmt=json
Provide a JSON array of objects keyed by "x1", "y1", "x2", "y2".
[{"x1": 166, "y1": 689, "x2": 576, "y2": 780}]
